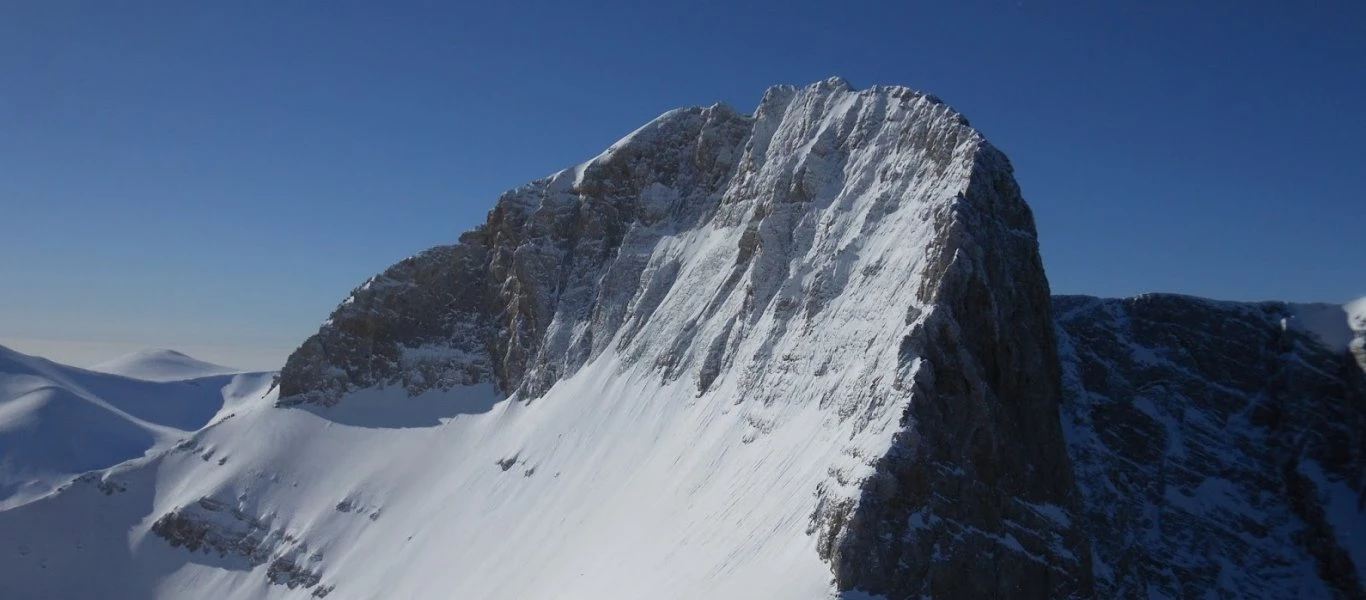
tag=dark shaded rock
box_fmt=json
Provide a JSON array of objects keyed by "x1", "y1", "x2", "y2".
[{"x1": 1057, "y1": 294, "x2": 1366, "y2": 599}]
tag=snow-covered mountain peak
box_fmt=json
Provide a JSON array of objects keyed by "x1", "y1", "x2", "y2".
[{"x1": 264, "y1": 79, "x2": 1087, "y2": 598}]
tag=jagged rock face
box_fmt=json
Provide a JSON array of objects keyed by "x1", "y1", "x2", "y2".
[
  {"x1": 278, "y1": 103, "x2": 754, "y2": 404},
  {"x1": 278, "y1": 241, "x2": 495, "y2": 404},
  {"x1": 1057, "y1": 294, "x2": 1366, "y2": 599},
  {"x1": 277, "y1": 78, "x2": 1091, "y2": 598}
]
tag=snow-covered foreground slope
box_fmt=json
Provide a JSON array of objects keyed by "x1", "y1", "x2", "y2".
[
  {"x1": 92, "y1": 348, "x2": 240, "y2": 382},
  {"x1": 0, "y1": 345, "x2": 264, "y2": 509},
  {"x1": 0, "y1": 79, "x2": 1090, "y2": 599},
  {"x1": 0, "y1": 362, "x2": 888, "y2": 599}
]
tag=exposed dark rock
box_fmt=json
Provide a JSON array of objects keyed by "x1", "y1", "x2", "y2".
[
  {"x1": 1057, "y1": 294, "x2": 1366, "y2": 599},
  {"x1": 151, "y1": 497, "x2": 332, "y2": 594}
]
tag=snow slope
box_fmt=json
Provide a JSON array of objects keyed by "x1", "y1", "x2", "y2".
[
  {"x1": 0, "y1": 344, "x2": 266, "y2": 509},
  {"x1": 92, "y1": 348, "x2": 240, "y2": 382},
  {"x1": 1, "y1": 361, "x2": 884, "y2": 598}
]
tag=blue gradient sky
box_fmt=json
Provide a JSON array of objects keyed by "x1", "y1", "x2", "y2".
[{"x1": 2, "y1": 1, "x2": 1363, "y2": 370}]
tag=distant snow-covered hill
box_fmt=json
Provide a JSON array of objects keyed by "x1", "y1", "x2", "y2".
[
  {"x1": 0, "y1": 345, "x2": 270, "y2": 509},
  {"x1": 92, "y1": 348, "x2": 240, "y2": 382}
]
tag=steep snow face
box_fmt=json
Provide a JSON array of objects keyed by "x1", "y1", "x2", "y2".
[
  {"x1": 0, "y1": 345, "x2": 261, "y2": 509},
  {"x1": 1056, "y1": 294, "x2": 1366, "y2": 599},
  {"x1": 92, "y1": 349, "x2": 239, "y2": 382},
  {"x1": 0, "y1": 80, "x2": 1088, "y2": 599}
]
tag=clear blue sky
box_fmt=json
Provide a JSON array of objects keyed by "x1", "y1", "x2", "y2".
[{"x1": 1, "y1": 1, "x2": 1362, "y2": 369}]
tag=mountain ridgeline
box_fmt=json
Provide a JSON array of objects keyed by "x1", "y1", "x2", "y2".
[{"x1": 3, "y1": 80, "x2": 1359, "y2": 600}]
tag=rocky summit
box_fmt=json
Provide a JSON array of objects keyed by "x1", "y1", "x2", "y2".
[{"x1": 0, "y1": 80, "x2": 1360, "y2": 600}]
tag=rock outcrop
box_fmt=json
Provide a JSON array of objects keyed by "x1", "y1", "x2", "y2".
[
  {"x1": 1057, "y1": 294, "x2": 1366, "y2": 599},
  {"x1": 152, "y1": 497, "x2": 332, "y2": 594}
]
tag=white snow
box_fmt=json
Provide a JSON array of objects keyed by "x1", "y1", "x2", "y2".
[
  {"x1": 91, "y1": 348, "x2": 240, "y2": 382},
  {"x1": 0, "y1": 351, "x2": 907, "y2": 598},
  {"x1": 1348, "y1": 296, "x2": 1366, "y2": 331}
]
